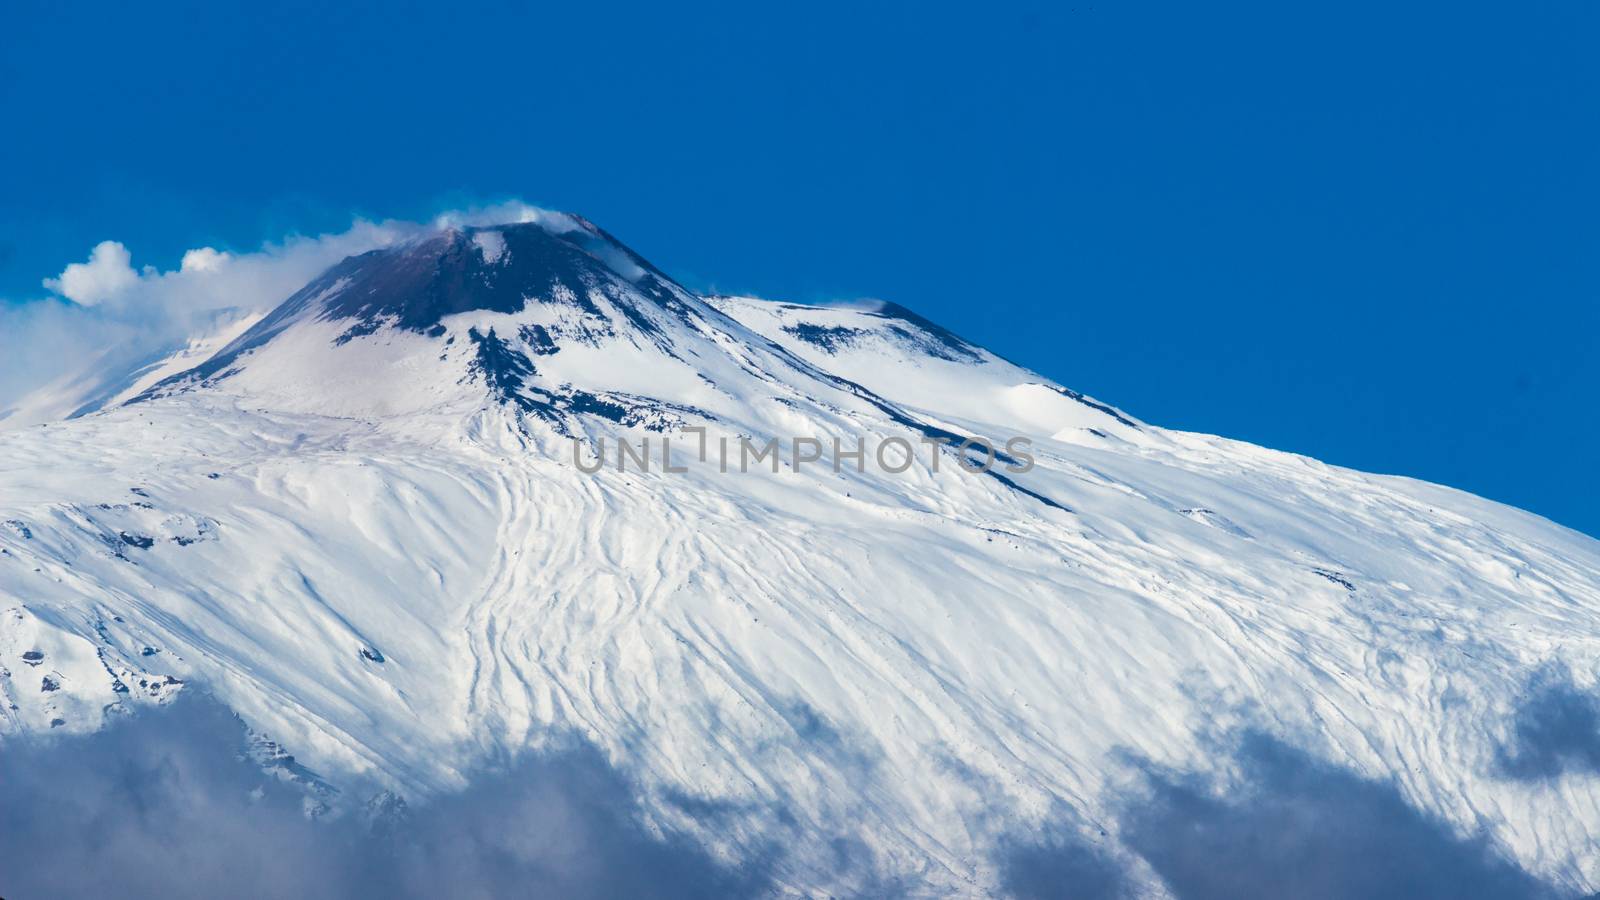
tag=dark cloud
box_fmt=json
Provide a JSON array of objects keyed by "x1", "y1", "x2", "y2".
[
  {"x1": 994, "y1": 730, "x2": 1571, "y2": 900},
  {"x1": 4, "y1": 697, "x2": 1575, "y2": 899},
  {"x1": 1118, "y1": 733, "x2": 1556, "y2": 900},
  {"x1": 996, "y1": 823, "x2": 1132, "y2": 900},
  {"x1": 1497, "y1": 669, "x2": 1600, "y2": 781},
  {"x1": 0, "y1": 694, "x2": 768, "y2": 899}
]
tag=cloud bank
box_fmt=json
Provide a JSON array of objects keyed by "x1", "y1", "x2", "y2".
[
  {"x1": 1116, "y1": 734, "x2": 1556, "y2": 900},
  {"x1": 1, "y1": 693, "x2": 1575, "y2": 898},
  {"x1": 994, "y1": 731, "x2": 1563, "y2": 900},
  {"x1": 0, "y1": 694, "x2": 765, "y2": 900}
]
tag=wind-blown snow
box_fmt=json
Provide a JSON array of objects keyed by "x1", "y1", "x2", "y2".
[{"x1": 2, "y1": 215, "x2": 1599, "y2": 897}]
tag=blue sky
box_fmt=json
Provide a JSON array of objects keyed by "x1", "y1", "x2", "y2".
[{"x1": 2, "y1": 1, "x2": 1596, "y2": 537}]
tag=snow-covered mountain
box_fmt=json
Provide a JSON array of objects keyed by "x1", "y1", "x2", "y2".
[{"x1": 3, "y1": 213, "x2": 1599, "y2": 897}]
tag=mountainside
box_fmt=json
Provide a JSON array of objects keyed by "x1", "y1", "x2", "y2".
[{"x1": 3, "y1": 213, "x2": 1600, "y2": 897}]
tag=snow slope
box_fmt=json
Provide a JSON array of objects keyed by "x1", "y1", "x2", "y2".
[{"x1": 2, "y1": 214, "x2": 1599, "y2": 896}]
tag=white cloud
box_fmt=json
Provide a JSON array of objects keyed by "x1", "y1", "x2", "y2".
[
  {"x1": 432, "y1": 200, "x2": 566, "y2": 231},
  {"x1": 42, "y1": 240, "x2": 142, "y2": 306},
  {"x1": 179, "y1": 247, "x2": 231, "y2": 273}
]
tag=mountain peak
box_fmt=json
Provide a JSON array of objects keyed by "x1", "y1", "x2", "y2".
[
  {"x1": 123, "y1": 213, "x2": 1142, "y2": 462},
  {"x1": 285, "y1": 217, "x2": 676, "y2": 339},
  {"x1": 132, "y1": 216, "x2": 701, "y2": 404}
]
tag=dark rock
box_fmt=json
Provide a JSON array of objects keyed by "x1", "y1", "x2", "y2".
[
  {"x1": 518, "y1": 323, "x2": 561, "y2": 355},
  {"x1": 782, "y1": 323, "x2": 867, "y2": 354},
  {"x1": 1312, "y1": 568, "x2": 1357, "y2": 592},
  {"x1": 118, "y1": 532, "x2": 155, "y2": 550}
]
